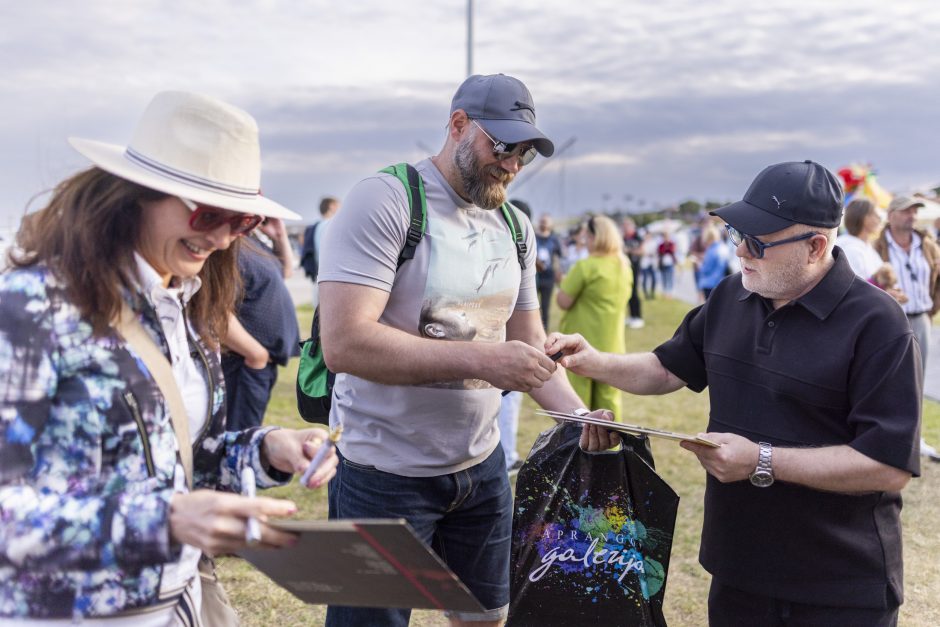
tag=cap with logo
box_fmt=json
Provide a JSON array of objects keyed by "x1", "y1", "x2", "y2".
[
  {"x1": 710, "y1": 160, "x2": 844, "y2": 236},
  {"x1": 451, "y1": 73, "x2": 554, "y2": 157}
]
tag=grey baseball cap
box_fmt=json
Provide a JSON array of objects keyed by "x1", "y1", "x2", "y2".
[
  {"x1": 710, "y1": 160, "x2": 844, "y2": 235},
  {"x1": 451, "y1": 74, "x2": 554, "y2": 157}
]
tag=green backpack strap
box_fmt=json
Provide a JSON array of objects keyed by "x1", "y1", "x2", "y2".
[
  {"x1": 379, "y1": 163, "x2": 427, "y2": 268},
  {"x1": 379, "y1": 163, "x2": 526, "y2": 270},
  {"x1": 500, "y1": 202, "x2": 528, "y2": 270}
]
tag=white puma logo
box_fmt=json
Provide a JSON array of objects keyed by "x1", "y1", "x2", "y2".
[{"x1": 772, "y1": 195, "x2": 787, "y2": 209}]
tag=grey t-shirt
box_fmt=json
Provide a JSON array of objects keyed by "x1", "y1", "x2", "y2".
[{"x1": 318, "y1": 158, "x2": 538, "y2": 476}]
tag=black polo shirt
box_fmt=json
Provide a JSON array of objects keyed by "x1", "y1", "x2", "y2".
[{"x1": 653, "y1": 248, "x2": 921, "y2": 608}]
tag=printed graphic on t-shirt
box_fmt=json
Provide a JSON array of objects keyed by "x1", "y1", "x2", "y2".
[{"x1": 417, "y1": 214, "x2": 518, "y2": 389}]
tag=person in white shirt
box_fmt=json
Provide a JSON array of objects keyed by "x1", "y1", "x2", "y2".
[{"x1": 835, "y1": 198, "x2": 884, "y2": 279}]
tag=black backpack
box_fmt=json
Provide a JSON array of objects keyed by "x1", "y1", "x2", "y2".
[{"x1": 296, "y1": 163, "x2": 527, "y2": 423}]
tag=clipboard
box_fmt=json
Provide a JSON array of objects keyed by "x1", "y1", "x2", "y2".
[
  {"x1": 535, "y1": 409, "x2": 721, "y2": 448},
  {"x1": 239, "y1": 518, "x2": 485, "y2": 612}
]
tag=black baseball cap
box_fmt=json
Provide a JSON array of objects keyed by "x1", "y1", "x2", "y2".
[
  {"x1": 451, "y1": 74, "x2": 554, "y2": 157},
  {"x1": 710, "y1": 160, "x2": 844, "y2": 235}
]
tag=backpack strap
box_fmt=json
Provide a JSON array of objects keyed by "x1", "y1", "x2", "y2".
[
  {"x1": 379, "y1": 163, "x2": 427, "y2": 269},
  {"x1": 500, "y1": 202, "x2": 528, "y2": 270},
  {"x1": 379, "y1": 163, "x2": 526, "y2": 270}
]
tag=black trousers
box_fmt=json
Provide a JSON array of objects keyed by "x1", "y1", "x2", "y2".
[
  {"x1": 628, "y1": 257, "x2": 642, "y2": 318},
  {"x1": 708, "y1": 579, "x2": 899, "y2": 627},
  {"x1": 221, "y1": 354, "x2": 278, "y2": 431},
  {"x1": 536, "y1": 281, "x2": 554, "y2": 330}
]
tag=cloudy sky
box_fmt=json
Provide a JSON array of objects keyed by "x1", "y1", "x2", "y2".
[{"x1": 1, "y1": 0, "x2": 938, "y2": 227}]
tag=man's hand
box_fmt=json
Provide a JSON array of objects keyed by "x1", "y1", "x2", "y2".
[
  {"x1": 261, "y1": 428, "x2": 338, "y2": 489},
  {"x1": 544, "y1": 332, "x2": 602, "y2": 377},
  {"x1": 481, "y1": 340, "x2": 557, "y2": 392},
  {"x1": 578, "y1": 409, "x2": 622, "y2": 451},
  {"x1": 169, "y1": 490, "x2": 298, "y2": 555},
  {"x1": 886, "y1": 287, "x2": 909, "y2": 304},
  {"x1": 680, "y1": 432, "x2": 758, "y2": 483}
]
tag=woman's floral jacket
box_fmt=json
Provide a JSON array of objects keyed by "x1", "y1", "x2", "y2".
[{"x1": 0, "y1": 265, "x2": 290, "y2": 619}]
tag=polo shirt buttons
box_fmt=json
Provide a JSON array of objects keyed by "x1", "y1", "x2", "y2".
[{"x1": 768, "y1": 321, "x2": 775, "y2": 327}]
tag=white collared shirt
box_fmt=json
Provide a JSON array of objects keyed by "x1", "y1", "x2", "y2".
[
  {"x1": 884, "y1": 230, "x2": 934, "y2": 314},
  {"x1": 133, "y1": 254, "x2": 209, "y2": 440},
  {"x1": 133, "y1": 254, "x2": 206, "y2": 615}
]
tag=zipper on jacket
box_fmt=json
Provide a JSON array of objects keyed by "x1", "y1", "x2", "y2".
[
  {"x1": 125, "y1": 391, "x2": 155, "y2": 478},
  {"x1": 192, "y1": 339, "x2": 214, "y2": 451},
  {"x1": 182, "y1": 307, "x2": 215, "y2": 454}
]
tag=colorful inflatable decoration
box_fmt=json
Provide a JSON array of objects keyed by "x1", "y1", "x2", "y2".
[{"x1": 837, "y1": 163, "x2": 892, "y2": 208}]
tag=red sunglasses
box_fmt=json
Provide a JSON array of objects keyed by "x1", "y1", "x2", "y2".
[{"x1": 179, "y1": 197, "x2": 263, "y2": 236}]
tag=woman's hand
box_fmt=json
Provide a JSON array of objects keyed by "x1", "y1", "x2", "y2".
[
  {"x1": 169, "y1": 490, "x2": 298, "y2": 555},
  {"x1": 261, "y1": 428, "x2": 338, "y2": 488}
]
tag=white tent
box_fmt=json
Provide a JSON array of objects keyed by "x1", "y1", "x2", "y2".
[{"x1": 915, "y1": 197, "x2": 940, "y2": 224}]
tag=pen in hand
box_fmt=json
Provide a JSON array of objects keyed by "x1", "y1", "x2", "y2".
[
  {"x1": 300, "y1": 425, "x2": 343, "y2": 488},
  {"x1": 501, "y1": 350, "x2": 564, "y2": 397},
  {"x1": 240, "y1": 466, "x2": 261, "y2": 546}
]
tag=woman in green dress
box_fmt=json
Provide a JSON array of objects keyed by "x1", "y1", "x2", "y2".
[{"x1": 556, "y1": 215, "x2": 633, "y2": 420}]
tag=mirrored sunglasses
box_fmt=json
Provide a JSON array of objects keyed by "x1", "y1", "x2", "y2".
[{"x1": 472, "y1": 120, "x2": 538, "y2": 166}]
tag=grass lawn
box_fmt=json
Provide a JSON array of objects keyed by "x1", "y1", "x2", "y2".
[{"x1": 221, "y1": 299, "x2": 940, "y2": 626}]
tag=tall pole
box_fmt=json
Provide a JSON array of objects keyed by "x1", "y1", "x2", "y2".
[{"x1": 467, "y1": 0, "x2": 474, "y2": 77}]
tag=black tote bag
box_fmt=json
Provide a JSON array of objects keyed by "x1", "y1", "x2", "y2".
[{"x1": 508, "y1": 423, "x2": 679, "y2": 626}]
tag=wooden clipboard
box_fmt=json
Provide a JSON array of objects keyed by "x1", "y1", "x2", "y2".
[{"x1": 239, "y1": 518, "x2": 485, "y2": 612}]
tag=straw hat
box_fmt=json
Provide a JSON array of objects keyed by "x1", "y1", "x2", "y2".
[{"x1": 68, "y1": 91, "x2": 299, "y2": 220}]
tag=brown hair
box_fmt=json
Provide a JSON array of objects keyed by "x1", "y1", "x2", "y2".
[
  {"x1": 843, "y1": 198, "x2": 875, "y2": 237},
  {"x1": 11, "y1": 167, "x2": 240, "y2": 346}
]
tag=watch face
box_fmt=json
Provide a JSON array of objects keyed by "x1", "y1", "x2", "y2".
[{"x1": 749, "y1": 470, "x2": 774, "y2": 488}]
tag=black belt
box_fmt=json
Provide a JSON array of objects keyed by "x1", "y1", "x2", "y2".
[{"x1": 906, "y1": 311, "x2": 929, "y2": 317}]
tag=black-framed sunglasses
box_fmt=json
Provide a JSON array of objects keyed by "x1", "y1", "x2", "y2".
[
  {"x1": 471, "y1": 120, "x2": 538, "y2": 166},
  {"x1": 725, "y1": 225, "x2": 819, "y2": 259}
]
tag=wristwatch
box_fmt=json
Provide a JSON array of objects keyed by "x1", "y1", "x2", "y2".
[{"x1": 749, "y1": 442, "x2": 774, "y2": 487}]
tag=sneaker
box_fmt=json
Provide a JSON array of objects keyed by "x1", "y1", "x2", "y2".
[
  {"x1": 628, "y1": 318, "x2": 645, "y2": 329},
  {"x1": 921, "y1": 438, "x2": 940, "y2": 463},
  {"x1": 507, "y1": 460, "x2": 524, "y2": 475}
]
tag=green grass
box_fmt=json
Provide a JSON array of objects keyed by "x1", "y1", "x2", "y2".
[{"x1": 220, "y1": 299, "x2": 940, "y2": 626}]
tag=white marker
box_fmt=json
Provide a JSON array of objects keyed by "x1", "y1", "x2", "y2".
[
  {"x1": 300, "y1": 425, "x2": 343, "y2": 488},
  {"x1": 240, "y1": 465, "x2": 261, "y2": 545}
]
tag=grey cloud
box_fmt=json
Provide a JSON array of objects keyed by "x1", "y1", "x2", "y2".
[{"x1": 2, "y1": 0, "x2": 938, "y2": 225}]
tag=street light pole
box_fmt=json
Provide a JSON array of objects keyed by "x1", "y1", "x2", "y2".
[{"x1": 467, "y1": 0, "x2": 474, "y2": 76}]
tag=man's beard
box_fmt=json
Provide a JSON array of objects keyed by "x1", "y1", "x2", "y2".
[
  {"x1": 454, "y1": 136, "x2": 513, "y2": 209},
  {"x1": 741, "y1": 254, "x2": 810, "y2": 302}
]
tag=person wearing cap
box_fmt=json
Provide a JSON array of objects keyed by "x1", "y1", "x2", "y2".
[
  {"x1": 0, "y1": 91, "x2": 338, "y2": 623},
  {"x1": 873, "y1": 195, "x2": 940, "y2": 462},
  {"x1": 546, "y1": 160, "x2": 921, "y2": 624},
  {"x1": 317, "y1": 73, "x2": 617, "y2": 627}
]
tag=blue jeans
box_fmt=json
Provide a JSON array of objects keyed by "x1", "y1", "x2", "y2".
[
  {"x1": 326, "y1": 446, "x2": 513, "y2": 626},
  {"x1": 659, "y1": 264, "x2": 675, "y2": 294}
]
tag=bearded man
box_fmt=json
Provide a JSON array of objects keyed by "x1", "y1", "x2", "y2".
[
  {"x1": 546, "y1": 161, "x2": 922, "y2": 626},
  {"x1": 317, "y1": 74, "x2": 613, "y2": 627}
]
